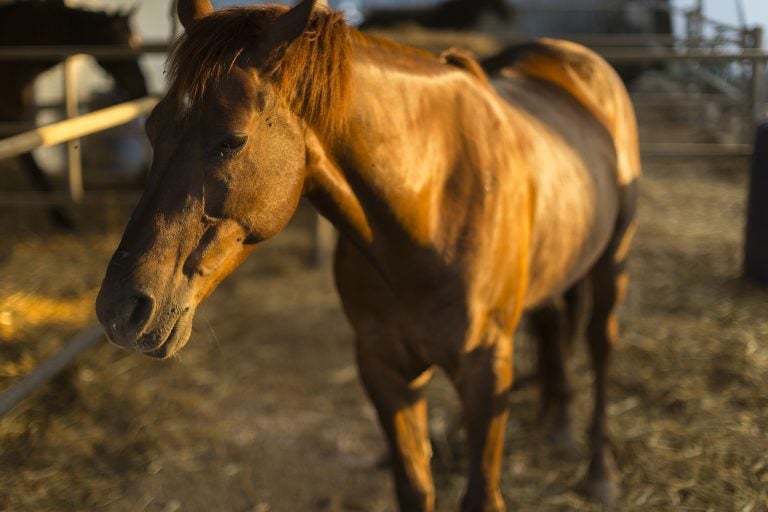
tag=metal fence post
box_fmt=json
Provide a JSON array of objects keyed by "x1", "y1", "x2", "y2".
[
  {"x1": 685, "y1": 3, "x2": 703, "y2": 48},
  {"x1": 749, "y1": 27, "x2": 766, "y2": 134},
  {"x1": 63, "y1": 55, "x2": 83, "y2": 203}
]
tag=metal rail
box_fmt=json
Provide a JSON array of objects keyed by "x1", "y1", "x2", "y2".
[
  {"x1": 0, "y1": 96, "x2": 158, "y2": 160},
  {"x1": 599, "y1": 47, "x2": 768, "y2": 63},
  {"x1": 0, "y1": 39, "x2": 169, "y2": 419},
  {"x1": 641, "y1": 143, "x2": 751, "y2": 158},
  {"x1": 0, "y1": 43, "x2": 167, "y2": 205},
  {"x1": 0, "y1": 43, "x2": 169, "y2": 60},
  {"x1": 0, "y1": 325, "x2": 104, "y2": 419},
  {"x1": 0, "y1": 191, "x2": 142, "y2": 206}
]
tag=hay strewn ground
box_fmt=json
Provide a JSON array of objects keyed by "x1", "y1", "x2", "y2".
[{"x1": 1, "y1": 84, "x2": 767, "y2": 511}]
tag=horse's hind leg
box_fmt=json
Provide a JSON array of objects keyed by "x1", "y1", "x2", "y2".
[
  {"x1": 19, "y1": 152, "x2": 74, "y2": 229},
  {"x1": 579, "y1": 191, "x2": 637, "y2": 508},
  {"x1": 528, "y1": 280, "x2": 587, "y2": 450}
]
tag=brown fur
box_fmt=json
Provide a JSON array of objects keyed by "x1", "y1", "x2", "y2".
[
  {"x1": 168, "y1": 5, "x2": 352, "y2": 136},
  {"x1": 99, "y1": 1, "x2": 640, "y2": 509},
  {"x1": 484, "y1": 39, "x2": 640, "y2": 185}
]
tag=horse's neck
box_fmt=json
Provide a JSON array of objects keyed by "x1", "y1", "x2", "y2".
[{"x1": 306, "y1": 47, "x2": 520, "y2": 262}]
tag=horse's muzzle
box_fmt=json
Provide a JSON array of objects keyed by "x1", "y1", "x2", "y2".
[{"x1": 96, "y1": 284, "x2": 193, "y2": 359}]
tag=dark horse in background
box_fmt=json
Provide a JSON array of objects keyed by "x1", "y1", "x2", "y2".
[
  {"x1": 360, "y1": 0, "x2": 512, "y2": 30},
  {"x1": 0, "y1": 0, "x2": 148, "y2": 228},
  {"x1": 97, "y1": 0, "x2": 640, "y2": 509}
]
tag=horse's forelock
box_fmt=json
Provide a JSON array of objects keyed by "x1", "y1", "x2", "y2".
[{"x1": 167, "y1": 6, "x2": 352, "y2": 139}]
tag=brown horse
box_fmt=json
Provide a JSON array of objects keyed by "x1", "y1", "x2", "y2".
[
  {"x1": 96, "y1": 1, "x2": 640, "y2": 510},
  {"x1": 0, "y1": 0, "x2": 148, "y2": 228}
]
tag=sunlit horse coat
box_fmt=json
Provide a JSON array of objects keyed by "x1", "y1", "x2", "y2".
[{"x1": 96, "y1": 1, "x2": 640, "y2": 510}]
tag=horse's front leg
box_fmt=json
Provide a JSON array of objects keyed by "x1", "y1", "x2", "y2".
[
  {"x1": 356, "y1": 330, "x2": 435, "y2": 512},
  {"x1": 452, "y1": 326, "x2": 513, "y2": 512}
]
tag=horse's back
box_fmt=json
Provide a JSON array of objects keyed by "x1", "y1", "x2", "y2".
[
  {"x1": 485, "y1": 38, "x2": 640, "y2": 186},
  {"x1": 486, "y1": 39, "x2": 640, "y2": 307}
]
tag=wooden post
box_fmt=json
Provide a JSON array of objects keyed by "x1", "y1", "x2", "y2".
[
  {"x1": 745, "y1": 123, "x2": 768, "y2": 285},
  {"x1": 63, "y1": 56, "x2": 83, "y2": 203}
]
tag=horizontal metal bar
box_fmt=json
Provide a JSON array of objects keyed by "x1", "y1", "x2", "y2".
[
  {"x1": 494, "y1": 33, "x2": 738, "y2": 48},
  {"x1": 513, "y1": 2, "x2": 672, "y2": 13},
  {"x1": 640, "y1": 142, "x2": 751, "y2": 158},
  {"x1": 482, "y1": 31, "x2": 683, "y2": 47},
  {"x1": 0, "y1": 43, "x2": 169, "y2": 60},
  {"x1": 597, "y1": 48, "x2": 768, "y2": 62},
  {"x1": 0, "y1": 191, "x2": 142, "y2": 206},
  {"x1": 693, "y1": 13, "x2": 746, "y2": 34},
  {"x1": 687, "y1": 66, "x2": 745, "y2": 101},
  {"x1": 631, "y1": 92, "x2": 743, "y2": 105},
  {"x1": 473, "y1": 32, "x2": 768, "y2": 61},
  {"x1": 0, "y1": 325, "x2": 104, "y2": 419},
  {"x1": 632, "y1": 98, "x2": 742, "y2": 108},
  {"x1": 0, "y1": 96, "x2": 158, "y2": 160}
]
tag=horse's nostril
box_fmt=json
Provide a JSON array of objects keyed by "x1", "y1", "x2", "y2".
[{"x1": 127, "y1": 292, "x2": 154, "y2": 332}]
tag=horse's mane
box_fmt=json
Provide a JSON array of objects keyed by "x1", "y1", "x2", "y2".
[
  {"x1": 168, "y1": 5, "x2": 494, "y2": 137},
  {"x1": 168, "y1": 5, "x2": 352, "y2": 137}
]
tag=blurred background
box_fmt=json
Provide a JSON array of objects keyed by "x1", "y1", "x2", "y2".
[{"x1": 1, "y1": 1, "x2": 767, "y2": 511}]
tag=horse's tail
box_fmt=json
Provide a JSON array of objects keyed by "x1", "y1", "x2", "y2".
[{"x1": 482, "y1": 39, "x2": 641, "y2": 186}]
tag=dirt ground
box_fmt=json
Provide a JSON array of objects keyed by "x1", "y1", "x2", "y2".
[{"x1": 2, "y1": 80, "x2": 768, "y2": 511}]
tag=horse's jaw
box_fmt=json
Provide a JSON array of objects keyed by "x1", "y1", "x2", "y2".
[{"x1": 134, "y1": 306, "x2": 196, "y2": 359}]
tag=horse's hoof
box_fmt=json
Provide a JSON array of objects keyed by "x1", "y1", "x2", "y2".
[{"x1": 577, "y1": 475, "x2": 620, "y2": 509}]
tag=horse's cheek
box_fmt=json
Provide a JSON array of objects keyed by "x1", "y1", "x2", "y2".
[{"x1": 238, "y1": 133, "x2": 305, "y2": 237}]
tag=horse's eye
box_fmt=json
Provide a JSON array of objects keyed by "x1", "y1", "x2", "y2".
[{"x1": 219, "y1": 133, "x2": 248, "y2": 156}]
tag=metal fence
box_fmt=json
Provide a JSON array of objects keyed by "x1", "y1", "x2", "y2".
[{"x1": 0, "y1": 43, "x2": 167, "y2": 204}]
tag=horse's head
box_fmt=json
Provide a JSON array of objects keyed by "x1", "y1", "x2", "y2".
[
  {"x1": 92, "y1": 8, "x2": 148, "y2": 99},
  {"x1": 96, "y1": 0, "x2": 321, "y2": 358}
]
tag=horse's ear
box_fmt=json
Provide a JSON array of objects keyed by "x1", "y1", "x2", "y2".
[
  {"x1": 178, "y1": 0, "x2": 213, "y2": 31},
  {"x1": 267, "y1": 0, "x2": 316, "y2": 50}
]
